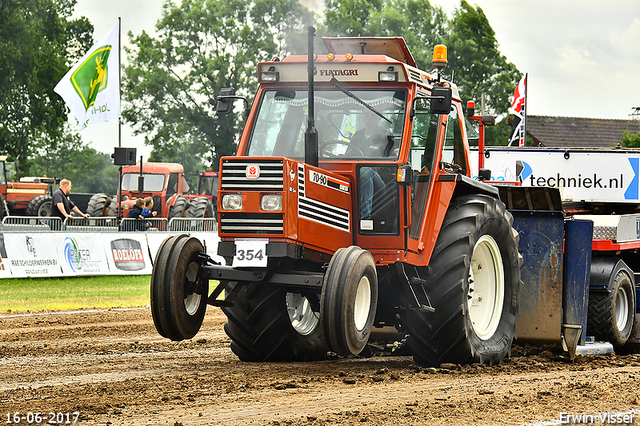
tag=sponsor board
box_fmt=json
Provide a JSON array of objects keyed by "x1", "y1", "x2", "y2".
[
  {"x1": 471, "y1": 148, "x2": 640, "y2": 203},
  {"x1": 5, "y1": 234, "x2": 61, "y2": 277},
  {"x1": 59, "y1": 234, "x2": 110, "y2": 275},
  {"x1": 0, "y1": 233, "x2": 11, "y2": 277},
  {"x1": 107, "y1": 236, "x2": 150, "y2": 273}
]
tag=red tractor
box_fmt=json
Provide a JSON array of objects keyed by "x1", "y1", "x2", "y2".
[
  {"x1": 150, "y1": 31, "x2": 523, "y2": 367},
  {"x1": 87, "y1": 162, "x2": 214, "y2": 219},
  {"x1": 0, "y1": 156, "x2": 54, "y2": 219}
]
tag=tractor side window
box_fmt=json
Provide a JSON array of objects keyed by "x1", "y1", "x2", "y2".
[
  {"x1": 409, "y1": 99, "x2": 438, "y2": 239},
  {"x1": 167, "y1": 173, "x2": 178, "y2": 197},
  {"x1": 442, "y1": 106, "x2": 467, "y2": 175}
]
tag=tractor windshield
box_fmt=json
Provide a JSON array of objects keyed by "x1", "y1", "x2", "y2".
[
  {"x1": 247, "y1": 89, "x2": 407, "y2": 160},
  {"x1": 121, "y1": 173, "x2": 166, "y2": 192}
]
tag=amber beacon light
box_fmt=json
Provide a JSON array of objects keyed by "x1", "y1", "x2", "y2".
[{"x1": 432, "y1": 45, "x2": 448, "y2": 70}]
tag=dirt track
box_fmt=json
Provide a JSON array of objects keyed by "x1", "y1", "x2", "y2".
[{"x1": 2, "y1": 308, "x2": 640, "y2": 425}]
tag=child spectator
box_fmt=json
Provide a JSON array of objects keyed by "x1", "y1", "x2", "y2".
[{"x1": 141, "y1": 197, "x2": 157, "y2": 230}]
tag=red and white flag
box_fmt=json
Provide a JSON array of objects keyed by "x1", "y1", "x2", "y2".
[{"x1": 508, "y1": 74, "x2": 527, "y2": 147}]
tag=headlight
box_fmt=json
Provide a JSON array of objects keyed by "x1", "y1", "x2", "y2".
[
  {"x1": 222, "y1": 194, "x2": 242, "y2": 210},
  {"x1": 261, "y1": 194, "x2": 282, "y2": 211}
]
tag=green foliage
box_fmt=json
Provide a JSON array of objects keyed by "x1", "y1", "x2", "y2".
[
  {"x1": 0, "y1": 0, "x2": 94, "y2": 173},
  {"x1": 29, "y1": 134, "x2": 119, "y2": 193},
  {"x1": 621, "y1": 130, "x2": 640, "y2": 148},
  {"x1": 122, "y1": 0, "x2": 313, "y2": 172}
]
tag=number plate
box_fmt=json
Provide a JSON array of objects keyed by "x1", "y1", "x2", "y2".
[{"x1": 233, "y1": 239, "x2": 268, "y2": 267}]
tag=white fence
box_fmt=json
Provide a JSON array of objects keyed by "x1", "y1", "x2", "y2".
[{"x1": 0, "y1": 217, "x2": 222, "y2": 278}]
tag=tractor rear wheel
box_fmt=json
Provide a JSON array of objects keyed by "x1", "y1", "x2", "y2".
[
  {"x1": 321, "y1": 246, "x2": 378, "y2": 356},
  {"x1": 86, "y1": 193, "x2": 115, "y2": 217},
  {"x1": 403, "y1": 194, "x2": 521, "y2": 367},
  {"x1": 168, "y1": 196, "x2": 189, "y2": 219},
  {"x1": 187, "y1": 196, "x2": 215, "y2": 218},
  {"x1": 222, "y1": 283, "x2": 327, "y2": 362},
  {"x1": 588, "y1": 268, "x2": 635, "y2": 349},
  {"x1": 0, "y1": 194, "x2": 8, "y2": 220},
  {"x1": 150, "y1": 234, "x2": 208, "y2": 341},
  {"x1": 26, "y1": 195, "x2": 52, "y2": 217}
]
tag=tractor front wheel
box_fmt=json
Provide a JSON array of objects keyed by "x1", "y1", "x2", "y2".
[
  {"x1": 403, "y1": 194, "x2": 521, "y2": 367},
  {"x1": 150, "y1": 235, "x2": 208, "y2": 341},
  {"x1": 321, "y1": 246, "x2": 378, "y2": 356}
]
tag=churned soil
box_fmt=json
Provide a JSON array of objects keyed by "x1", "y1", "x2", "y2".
[{"x1": 1, "y1": 307, "x2": 640, "y2": 425}]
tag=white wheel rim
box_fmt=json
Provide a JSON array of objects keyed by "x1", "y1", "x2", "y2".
[
  {"x1": 184, "y1": 261, "x2": 201, "y2": 316},
  {"x1": 468, "y1": 235, "x2": 504, "y2": 340},
  {"x1": 286, "y1": 293, "x2": 319, "y2": 335},
  {"x1": 354, "y1": 275, "x2": 372, "y2": 331},
  {"x1": 615, "y1": 285, "x2": 630, "y2": 331}
]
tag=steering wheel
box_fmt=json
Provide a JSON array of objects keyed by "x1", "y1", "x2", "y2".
[{"x1": 320, "y1": 140, "x2": 364, "y2": 157}]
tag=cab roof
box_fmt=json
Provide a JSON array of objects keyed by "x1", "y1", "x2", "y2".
[{"x1": 323, "y1": 37, "x2": 416, "y2": 67}]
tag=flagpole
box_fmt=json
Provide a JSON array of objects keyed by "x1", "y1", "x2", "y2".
[
  {"x1": 522, "y1": 73, "x2": 528, "y2": 147},
  {"x1": 118, "y1": 16, "x2": 122, "y2": 149},
  {"x1": 117, "y1": 16, "x2": 123, "y2": 221}
]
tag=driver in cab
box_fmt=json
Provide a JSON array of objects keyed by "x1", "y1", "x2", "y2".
[{"x1": 348, "y1": 107, "x2": 394, "y2": 158}]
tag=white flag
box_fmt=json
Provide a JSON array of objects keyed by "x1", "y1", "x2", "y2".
[{"x1": 54, "y1": 21, "x2": 119, "y2": 134}]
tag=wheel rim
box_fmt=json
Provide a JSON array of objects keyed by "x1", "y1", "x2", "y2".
[
  {"x1": 354, "y1": 275, "x2": 372, "y2": 331},
  {"x1": 468, "y1": 235, "x2": 505, "y2": 340},
  {"x1": 286, "y1": 293, "x2": 319, "y2": 336},
  {"x1": 183, "y1": 261, "x2": 201, "y2": 316},
  {"x1": 615, "y1": 284, "x2": 630, "y2": 332},
  {"x1": 39, "y1": 202, "x2": 51, "y2": 217}
]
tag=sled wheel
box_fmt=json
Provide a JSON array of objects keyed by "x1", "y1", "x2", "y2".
[
  {"x1": 321, "y1": 246, "x2": 378, "y2": 356},
  {"x1": 404, "y1": 194, "x2": 521, "y2": 367},
  {"x1": 187, "y1": 196, "x2": 215, "y2": 218},
  {"x1": 150, "y1": 234, "x2": 208, "y2": 341},
  {"x1": 222, "y1": 283, "x2": 327, "y2": 362},
  {"x1": 168, "y1": 196, "x2": 190, "y2": 219},
  {"x1": 26, "y1": 194, "x2": 52, "y2": 217},
  {"x1": 588, "y1": 268, "x2": 635, "y2": 349},
  {"x1": 86, "y1": 193, "x2": 114, "y2": 217}
]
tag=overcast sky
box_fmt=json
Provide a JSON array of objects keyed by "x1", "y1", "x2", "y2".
[{"x1": 71, "y1": 0, "x2": 640, "y2": 156}]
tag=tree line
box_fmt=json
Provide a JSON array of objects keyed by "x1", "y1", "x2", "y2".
[{"x1": 1, "y1": 0, "x2": 522, "y2": 192}]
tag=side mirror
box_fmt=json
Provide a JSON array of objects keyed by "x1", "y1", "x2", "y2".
[
  {"x1": 216, "y1": 88, "x2": 236, "y2": 115},
  {"x1": 429, "y1": 85, "x2": 452, "y2": 115}
]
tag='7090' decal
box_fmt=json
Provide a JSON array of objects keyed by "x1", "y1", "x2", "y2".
[{"x1": 309, "y1": 170, "x2": 350, "y2": 193}]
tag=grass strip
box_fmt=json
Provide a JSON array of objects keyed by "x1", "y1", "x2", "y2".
[{"x1": 0, "y1": 275, "x2": 150, "y2": 313}]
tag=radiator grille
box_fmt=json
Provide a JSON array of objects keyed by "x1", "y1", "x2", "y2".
[
  {"x1": 221, "y1": 159, "x2": 284, "y2": 191},
  {"x1": 219, "y1": 213, "x2": 284, "y2": 234}
]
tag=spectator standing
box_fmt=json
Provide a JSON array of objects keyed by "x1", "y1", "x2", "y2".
[{"x1": 51, "y1": 179, "x2": 89, "y2": 230}]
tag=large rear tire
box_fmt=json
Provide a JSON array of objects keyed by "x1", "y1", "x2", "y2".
[
  {"x1": 187, "y1": 196, "x2": 215, "y2": 218},
  {"x1": 26, "y1": 195, "x2": 52, "y2": 217},
  {"x1": 403, "y1": 194, "x2": 521, "y2": 367},
  {"x1": 222, "y1": 283, "x2": 327, "y2": 362},
  {"x1": 150, "y1": 235, "x2": 208, "y2": 341},
  {"x1": 588, "y1": 268, "x2": 635, "y2": 349},
  {"x1": 321, "y1": 246, "x2": 378, "y2": 356},
  {"x1": 0, "y1": 194, "x2": 9, "y2": 220},
  {"x1": 168, "y1": 196, "x2": 189, "y2": 220},
  {"x1": 86, "y1": 193, "x2": 115, "y2": 217}
]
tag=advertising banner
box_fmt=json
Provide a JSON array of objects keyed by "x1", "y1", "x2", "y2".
[
  {"x1": 471, "y1": 148, "x2": 640, "y2": 204},
  {"x1": 0, "y1": 233, "x2": 12, "y2": 277},
  {"x1": 59, "y1": 233, "x2": 110, "y2": 275},
  {"x1": 104, "y1": 234, "x2": 152, "y2": 275},
  {"x1": 5, "y1": 233, "x2": 61, "y2": 277}
]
